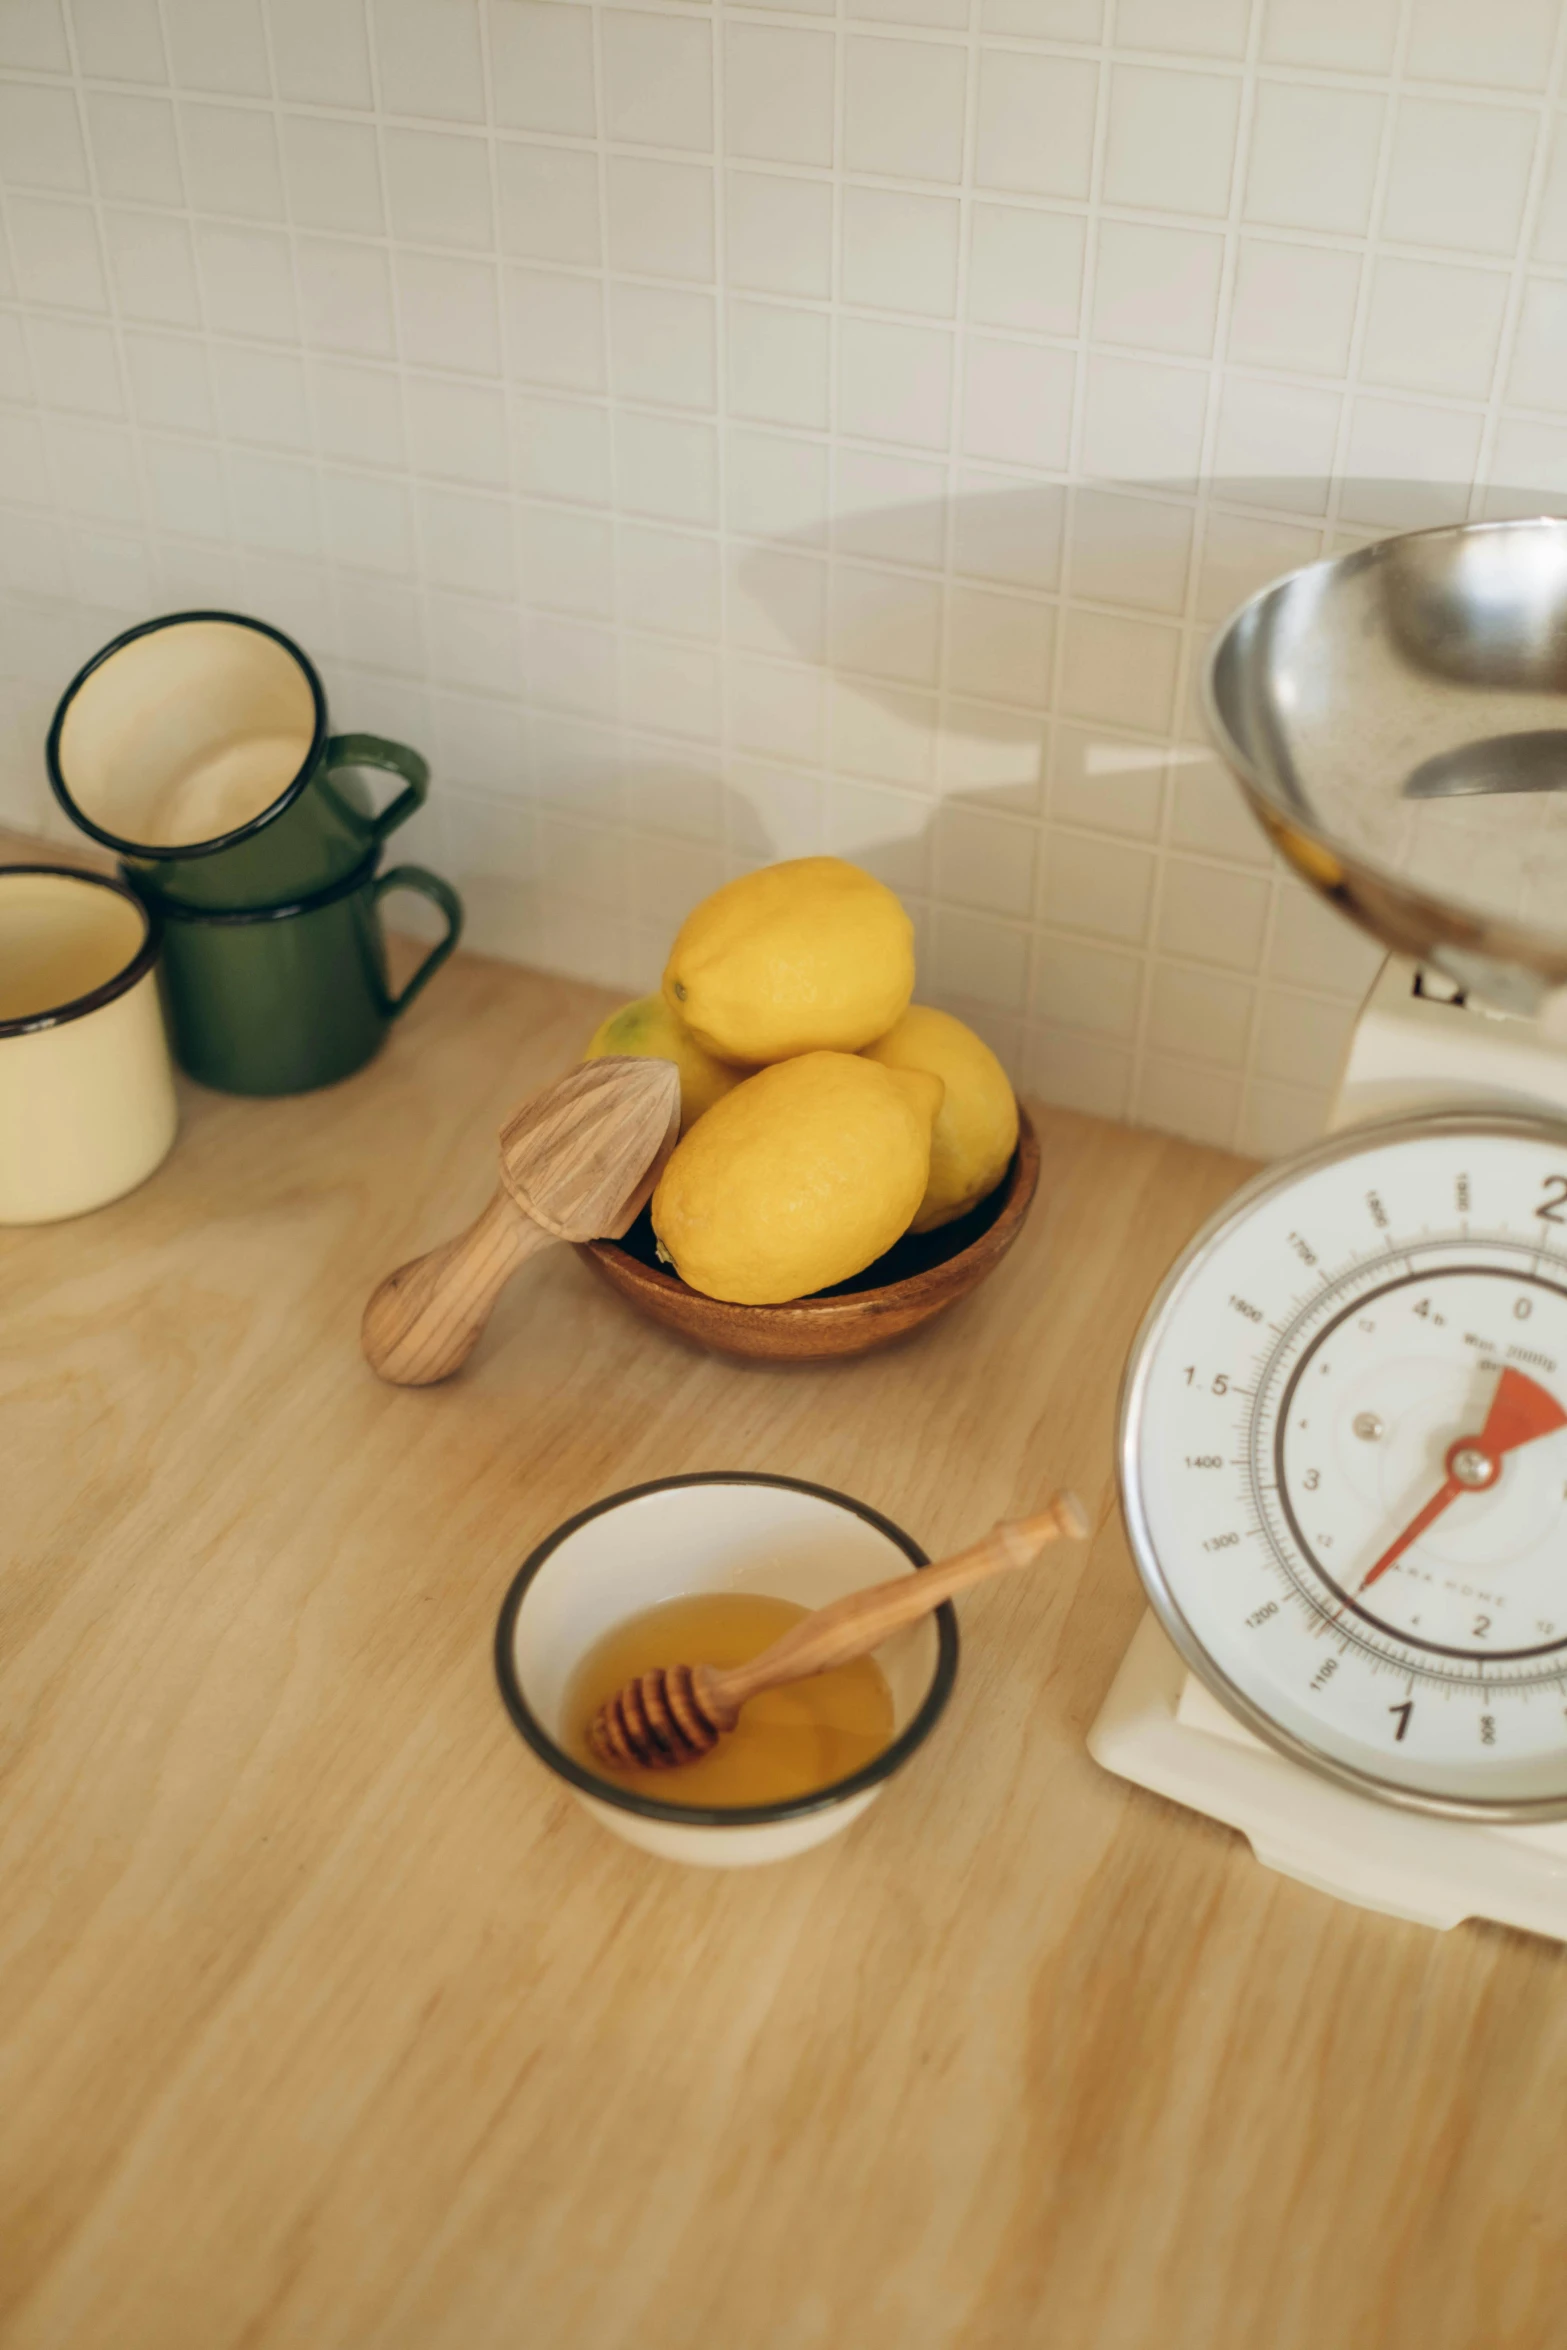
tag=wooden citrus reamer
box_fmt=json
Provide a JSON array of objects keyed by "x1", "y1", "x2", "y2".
[
  {"x1": 588, "y1": 1487, "x2": 1090, "y2": 1771},
  {"x1": 363, "y1": 1057, "x2": 680, "y2": 1387}
]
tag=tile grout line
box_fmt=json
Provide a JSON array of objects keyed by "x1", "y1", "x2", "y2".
[
  {"x1": 156, "y1": 0, "x2": 250, "y2": 618},
  {"x1": 1144, "y1": 0, "x2": 1268, "y2": 1157},
  {"x1": 436, "y1": 0, "x2": 510, "y2": 891},
  {"x1": 46, "y1": 0, "x2": 141, "y2": 687},
  {"x1": 31, "y1": 154, "x2": 1567, "y2": 280},
  {"x1": 1226, "y1": 0, "x2": 1414, "y2": 1159},
  {"x1": 713, "y1": 0, "x2": 740, "y2": 887},
  {"x1": 1471, "y1": 13, "x2": 1567, "y2": 510},
  {"x1": 1110, "y1": 36, "x2": 1193, "y2": 1134},
  {"x1": 359, "y1": 0, "x2": 432, "y2": 837},
  {"x1": 923, "y1": 0, "x2": 984, "y2": 1025},
  {"x1": 1028, "y1": 0, "x2": 1117, "y2": 1118},
  {"x1": 585, "y1": 0, "x2": 641, "y2": 980},
  {"x1": 820, "y1": 0, "x2": 849, "y2": 875}
]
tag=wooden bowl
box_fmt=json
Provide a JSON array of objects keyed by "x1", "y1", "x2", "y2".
[{"x1": 576, "y1": 1106, "x2": 1040, "y2": 1363}]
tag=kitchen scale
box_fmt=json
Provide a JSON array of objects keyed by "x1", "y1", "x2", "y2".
[{"x1": 1089, "y1": 517, "x2": 1567, "y2": 1938}]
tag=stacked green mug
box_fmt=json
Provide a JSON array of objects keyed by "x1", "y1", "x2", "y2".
[{"x1": 47, "y1": 612, "x2": 463, "y2": 1096}]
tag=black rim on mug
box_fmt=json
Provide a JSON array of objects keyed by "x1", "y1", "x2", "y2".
[
  {"x1": 125, "y1": 845, "x2": 383, "y2": 925},
  {"x1": 46, "y1": 609, "x2": 329, "y2": 865},
  {"x1": 125, "y1": 849, "x2": 463, "y2": 1047},
  {"x1": 0, "y1": 863, "x2": 160, "y2": 1041},
  {"x1": 493, "y1": 1471, "x2": 961, "y2": 1829}
]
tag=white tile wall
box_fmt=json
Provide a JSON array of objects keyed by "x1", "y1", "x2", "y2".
[{"x1": 3, "y1": 0, "x2": 1567, "y2": 1156}]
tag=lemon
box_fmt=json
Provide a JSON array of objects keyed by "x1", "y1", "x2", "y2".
[
  {"x1": 863, "y1": 1005, "x2": 1018, "y2": 1232},
  {"x1": 583, "y1": 994, "x2": 742, "y2": 1133},
  {"x1": 651, "y1": 1051, "x2": 943, "y2": 1304},
  {"x1": 663, "y1": 857, "x2": 915, "y2": 1065}
]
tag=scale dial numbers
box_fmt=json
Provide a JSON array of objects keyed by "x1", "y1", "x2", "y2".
[
  {"x1": 1122, "y1": 1116, "x2": 1567, "y2": 1819},
  {"x1": 1271, "y1": 1270, "x2": 1567, "y2": 1665}
]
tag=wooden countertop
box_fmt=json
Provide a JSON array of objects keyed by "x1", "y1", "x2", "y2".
[{"x1": 4, "y1": 928, "x2": 1564, "y2": 2350}]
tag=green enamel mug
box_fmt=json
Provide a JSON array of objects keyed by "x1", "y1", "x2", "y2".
[
  {"x1": 133, "y1": 854, "x2": 463, "y2": 1096},
  {"x1": 49, "y1": 610, "x2": 429, "y2": 911}
]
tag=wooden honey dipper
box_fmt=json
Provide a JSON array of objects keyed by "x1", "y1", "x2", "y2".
[{"x1": 587, "y1": 1488, "x2": 1089, "y2": 1772}]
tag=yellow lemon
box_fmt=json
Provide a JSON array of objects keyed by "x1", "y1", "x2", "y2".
[
  {"x1": 863, "y1": 1005, "x2": 1018, "y2": 1232},
  {"x1": 583, "y1": 993, "x2": 742, "y2": 1133},
  {"x1": 663, "y1": 857, "x2": 915, "y2": 1065},
  {"x1": 651, "y1": 1051, "x2": 943, "y2": 1304}
]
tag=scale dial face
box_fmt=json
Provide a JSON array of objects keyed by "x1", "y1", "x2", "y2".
[{"x1": 1122, "y1": 1113, "x2": 1567, "y2": 1818}]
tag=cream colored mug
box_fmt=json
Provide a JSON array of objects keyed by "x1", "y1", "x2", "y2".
[{"x1": 0, "y1": 865, "x2": 178, "y2": 1224}]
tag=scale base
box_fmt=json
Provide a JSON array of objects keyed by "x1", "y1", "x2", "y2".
[
  {"x1": 1089, "y1": 952, "x2": 1567, "y2": 1939},
  {"x1": 1090, "y1": 1615, "x2": 1567, "y2": 1939},
  {"x1": 1331, "y1": 951, "x2": 1567, "y2": 1130}
]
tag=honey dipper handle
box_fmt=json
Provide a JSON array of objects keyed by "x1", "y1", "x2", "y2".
[
  {"x1": 361, "y1": 1187, "x2": 556, "y2": 1386},
  {"x1": 707, "y1": 1490, "x2": 1089, "y2": 1711}
]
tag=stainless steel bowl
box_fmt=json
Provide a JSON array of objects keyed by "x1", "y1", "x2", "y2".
[{"x1": 1205, "y1": 517, "x2": 1567, "y2": 1011}]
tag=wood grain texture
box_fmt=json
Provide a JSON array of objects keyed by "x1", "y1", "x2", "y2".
[
  {"x1": 360, "y1": 1057, "x2": 680, "y2": 1385},
  {"x1": 497, "y1": 1054, "x2": 680, "y2": 1240},
  {"x1": 715, "y1": 1488, "x2": 1090, "y2": 1706},
  {"x1": 360, "y1": 1185, "x2": 558, "y2": 1385},
  {"x1": 3, "y1": 881, "x2": 1566, "y2": 2350},
  {"x1": 577, "y1": 1107, "x2": 1041, "y2": 1360}
]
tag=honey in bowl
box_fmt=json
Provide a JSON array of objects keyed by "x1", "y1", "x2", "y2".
[{"x1": 564, "y1": 1591, "x2": 895, "y2": 1807}]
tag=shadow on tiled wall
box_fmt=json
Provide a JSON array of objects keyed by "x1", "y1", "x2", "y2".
[
  {"x1": 706, "y1": 473, "x2": 1507, "y2": 1153},
  {"x1": 4, "y1": 475, "x2": 1549, "y2": 1163}
]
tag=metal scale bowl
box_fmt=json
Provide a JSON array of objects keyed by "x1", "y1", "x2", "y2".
[
  {"x1": 1090, "y1": 516, "x2": 1567, "y2": 1940},
  {"x1": 1208, "y1": 513, "x2": 1567, "y2": 1029}
]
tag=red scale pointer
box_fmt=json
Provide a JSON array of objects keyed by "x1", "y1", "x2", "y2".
[{"x1": 1357, "y1": 1366, "x2": 1567, "y2": 1596}]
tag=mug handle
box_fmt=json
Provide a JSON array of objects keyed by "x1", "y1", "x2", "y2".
[
  {"x1": 321, "y1": 733, "x2": 430, "y2": 844},
  {"x1": 374, "y1": 865, "x2": 464, "y2": 1018}
]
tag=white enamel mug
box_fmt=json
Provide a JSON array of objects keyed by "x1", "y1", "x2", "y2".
[
  {"x1": 494, "y1": 1473, "x2": 959, "y2": 1868},
  {"x1": 0, "y1": 865, "x2": 178, "y2": 1225}
]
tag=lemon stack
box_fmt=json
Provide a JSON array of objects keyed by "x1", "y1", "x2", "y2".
[{"x1": 583, "y1": 856, "x2": 1019, "y2": 1305}]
